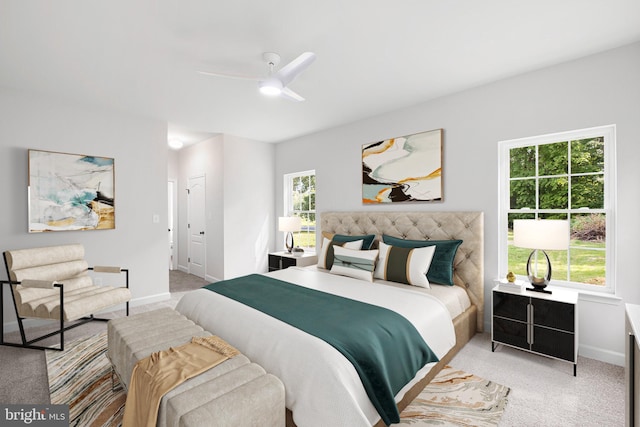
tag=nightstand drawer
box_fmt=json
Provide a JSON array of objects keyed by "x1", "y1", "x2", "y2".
[
  {"x1": 268, "y1": 255, "x2": 280, "y2": 271},
  {"x1": 493, "y1": 316, "x2": 528, "y2": 349},
  {"x1": 268, "y1": 252, "x2": 317, "y2": 271},
  {"x1": 531, "y1": 299, "x2": 575, "y2": 333},
  {"x1": 268, "y1": 255, "x2": 296, "y2": 270},
  {"x1": 493, "y1": 292, "x2": 528, "y2": 322}
]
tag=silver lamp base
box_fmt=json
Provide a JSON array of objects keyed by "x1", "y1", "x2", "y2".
[
  {"x1": 285, "y1": 232, "x2": 294, "y2": 253},
  {"x1": 526, "y1": 249, "x2": 553, "y2": 294}
]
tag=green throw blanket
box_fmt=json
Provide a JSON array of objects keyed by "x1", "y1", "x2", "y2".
[{"x1": 204, "y1": 274, "x2": 438, "y2": 425}]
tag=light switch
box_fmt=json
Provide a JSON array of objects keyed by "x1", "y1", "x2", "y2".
[{"x1": 153, "y1": 214, "x2": 160, "y2": 223}]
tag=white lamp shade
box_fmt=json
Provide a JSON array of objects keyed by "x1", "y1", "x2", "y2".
[
  {"x1": 279, "y1": 216, "x2": 302, "y2": 232},
  {"x1": 513, "y1": 219, "x2": 569, "y2": 250}
]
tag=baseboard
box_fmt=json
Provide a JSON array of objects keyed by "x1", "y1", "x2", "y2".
[
  {"x1": 205, "y1": 274, "x2": 220, "y2": 283},
  {"x1": 177, "y1": 265, "x2": 189, "y2": 273},
  {"x1": 579, "y1": 343, "x2": 624, "y2": 367},
  {"x1": 130, "y1": 292, "x2": 172, "y2": 307},
  {"x1": 1, "y1": 293, "x2": 173, "y2": 333},
  {"x1": 2, "y1": 318, "x2": 48, "y2": 333}
]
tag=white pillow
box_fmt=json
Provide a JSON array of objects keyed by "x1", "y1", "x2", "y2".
[
  {"x1": 317, "y1": 237, "x2": 363, "y2": 269},
  {"x1": 330, "y1": 245, "x2": 379, "y2": 282},
  {"x1": 374, "y1": 242, "x2": 436, "y2": 288}
]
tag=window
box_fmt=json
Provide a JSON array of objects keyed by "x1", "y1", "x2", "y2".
[
  {"x1": 284, "y1": 170, "x2": 316, "y2": 251},
  {"x1": 498, "y1": 125, "x2": 615, "y2": 292}
]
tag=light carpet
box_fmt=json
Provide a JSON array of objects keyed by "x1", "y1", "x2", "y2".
[{"x1": 47, "y1": 333, "x2": 510, "y2": 427}]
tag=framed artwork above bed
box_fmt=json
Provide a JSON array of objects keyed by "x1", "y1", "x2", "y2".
[{"x1": 362, "y1": 128, "x2": 442, "y2": 204}]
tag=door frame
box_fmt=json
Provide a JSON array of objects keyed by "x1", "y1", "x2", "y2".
[{"x1": 168, "y1": 180, "x2": 177, "y2": 270}]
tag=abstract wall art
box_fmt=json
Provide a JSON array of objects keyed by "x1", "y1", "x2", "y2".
[
  {"x1": 28, "y1": 149, "x2": 115, "y2": 232},
  {"x1": 362, "y1": 128, "x2": 443, "y2": 204}
]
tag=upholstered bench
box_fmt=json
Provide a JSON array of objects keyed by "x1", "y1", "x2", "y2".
[{"x1": 107, "y1": 307, "x2": 285, "y2": 427}]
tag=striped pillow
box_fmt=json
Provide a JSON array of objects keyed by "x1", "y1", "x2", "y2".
[
  {"x1": 330, "y1": 245, "x2": 379, "y2": 282},
  {"x1": 374, "y1": 242, "x2": 436, "y2": 288},
  {"x1": 317, "y1": 238, "x2": 364, "y2": 270},
  {"x1": 382, "y1": 235, "x2": 462, "y2": 286}
]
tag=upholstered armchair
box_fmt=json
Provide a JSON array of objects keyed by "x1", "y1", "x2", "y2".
[{"x1": 1, "y1": 243, "x2": 131, "y2": 350}]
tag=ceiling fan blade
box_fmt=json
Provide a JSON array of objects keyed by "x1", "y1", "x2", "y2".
[
  {"x1": 275, "y1": 52, "x2": 316, "y2": 87},
  {"x1": 198, "y1": 70, "x2": 260, "y2": 81},
  {"x1": 280, "y1": 87, "x2": 305, "y2": 102}
]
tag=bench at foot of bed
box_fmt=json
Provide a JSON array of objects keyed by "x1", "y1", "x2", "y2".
[{"x1": 107, "y1": 307, "x2": 285, "y2": 427}]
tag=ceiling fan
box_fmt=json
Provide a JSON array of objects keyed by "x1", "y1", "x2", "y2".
[{"x1": 199, "y1": 52, "x2": 316, "y2": 102}]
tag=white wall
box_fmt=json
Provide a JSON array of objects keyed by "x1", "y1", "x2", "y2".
[
  {"x1": 176, "y1": 135, "x2": 225, "y2": 281},
  {"x1": 0, "y1": 87, "x2": 170, "y2": 328},
  {"x1": 175, "y1": 134, "x2": 275, "y2": 281},
  {"x1": 275, "y1": 42, "x2": 640, "y2": 365},
  {"x1": 223, "y1": 135, "x2": 275, "y2": 278},
  {"x1": 167, "y1": 150, "x2": 179, "y2": 270}
]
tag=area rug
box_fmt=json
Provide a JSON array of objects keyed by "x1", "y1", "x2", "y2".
[
  {"x1": 394, "y1": 366, "x2": 510, "y2": 426},
  {"x1": 47, "y1": 333, "x2": 509, "y2": 427},
  {"x1": 46, "y1": 332, "x2": 125, "y2": 427}
]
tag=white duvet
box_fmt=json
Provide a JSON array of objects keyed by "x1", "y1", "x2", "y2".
[{"x1": 175, "y1": 267, "x2": 455, "y2": 427}]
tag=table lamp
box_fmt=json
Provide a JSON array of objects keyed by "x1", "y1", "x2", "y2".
[
  {"x1": 279, "y1": 216, "x2": 302, "y2": 253},
  {"x1": 513, "y1": 219, "x2": 569, "y2": 294}
]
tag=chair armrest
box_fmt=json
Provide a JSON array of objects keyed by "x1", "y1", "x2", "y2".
[
  {"x1": 91, "y1": 266, "x2": 122, "y2": 273},
  {"x1": 89, "y1": 266, "x2": 129, "y2": 290},
  {"x1": 19, "y1": 279, "x2": 59, "y2": 289}
]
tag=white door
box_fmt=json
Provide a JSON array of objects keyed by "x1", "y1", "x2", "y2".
[{"x1": 188, "y1": 175, "x2": 206, "y2": 278}]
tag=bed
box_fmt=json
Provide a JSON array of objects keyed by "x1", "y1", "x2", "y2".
[{"x1": 175, "y1": 211, "x2": 484, "y2": 427}]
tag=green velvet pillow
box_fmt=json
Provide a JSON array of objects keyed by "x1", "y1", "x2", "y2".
[
  {"x1": 382, "y1": 235, "x2": 462, "y2": 286},
  {"x1": 322, "y1": 232, "x2": 376, "y2": 250}
]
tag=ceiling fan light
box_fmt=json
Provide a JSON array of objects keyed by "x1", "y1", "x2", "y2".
[
  {"x1": 258, "y1": 79, "x2": 283, "y2": 96},
  {"x1": 168, "y1": 138, "x2": 184, "y2": 150}
]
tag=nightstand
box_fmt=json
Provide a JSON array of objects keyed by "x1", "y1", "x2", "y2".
[
  {"x1": 268, "y1": 251, "x2": 317, "y2": 271},
  {"x1": 492, "y1": 285, "x2": 578, "y2": 376}
]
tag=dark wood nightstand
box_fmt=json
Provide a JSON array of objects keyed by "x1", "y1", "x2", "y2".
[
  {"x1": 268, "y1": 251, "x2": 317, "y2": 272},
  {"x1": 492, "y1": 285, "x2": 578, "y2": 376}
]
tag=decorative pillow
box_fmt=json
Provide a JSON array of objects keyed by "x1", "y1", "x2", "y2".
[
  {"x1": 317, "y1": 238, "x2": 363, "y2": 270},
  {"x1": 382, "y1": 235, "x2": 463, "y2": 286},
  {"x1": 330, "y1": 245, "x2": 379, "y2": 282},
  {"x1": 374, "y1": 242, "x2": 435, "y2": 288},
  {"x1": 321, "y1": 232, "x2": 376, "y2": 250}
]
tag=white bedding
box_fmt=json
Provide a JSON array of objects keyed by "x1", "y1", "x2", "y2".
[
  {"x1": 372, "y1": 275, "x2": 472, "y2": 319},
  {"x1": 175, "y1": 267, "x2": 456, "y2": 427}
]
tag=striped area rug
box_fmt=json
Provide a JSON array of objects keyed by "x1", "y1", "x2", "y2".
[
  {"x1": 47, "y1": 333, "x2": 509, "y2": 427},
  {"x1": 46, "y1": 332, "x2": 125, "y2": 427}
]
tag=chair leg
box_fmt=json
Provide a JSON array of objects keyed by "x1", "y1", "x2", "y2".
[
  {"x1": 59, "y1": 316, "x2": 64, "y2": 351},
  {"x1": 17, "y1": 316, "x2": 28, "y2": 346}
]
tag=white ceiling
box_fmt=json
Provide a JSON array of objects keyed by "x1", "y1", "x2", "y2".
[{"x1": 2, "y1": 1, "x2": 639, "y2": 145}]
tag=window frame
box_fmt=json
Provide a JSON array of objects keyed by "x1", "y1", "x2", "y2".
[
  {"x1": 283, "y1": 169, "x2": 316, "y2": 253},
  {"x1": 498, "y1": 125, "x2": 616, "y2": 293}
]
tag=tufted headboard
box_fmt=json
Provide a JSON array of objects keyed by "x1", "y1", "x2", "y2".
[{"x1": 320, "y1": 211, "x2": 484, "y2": 330}]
